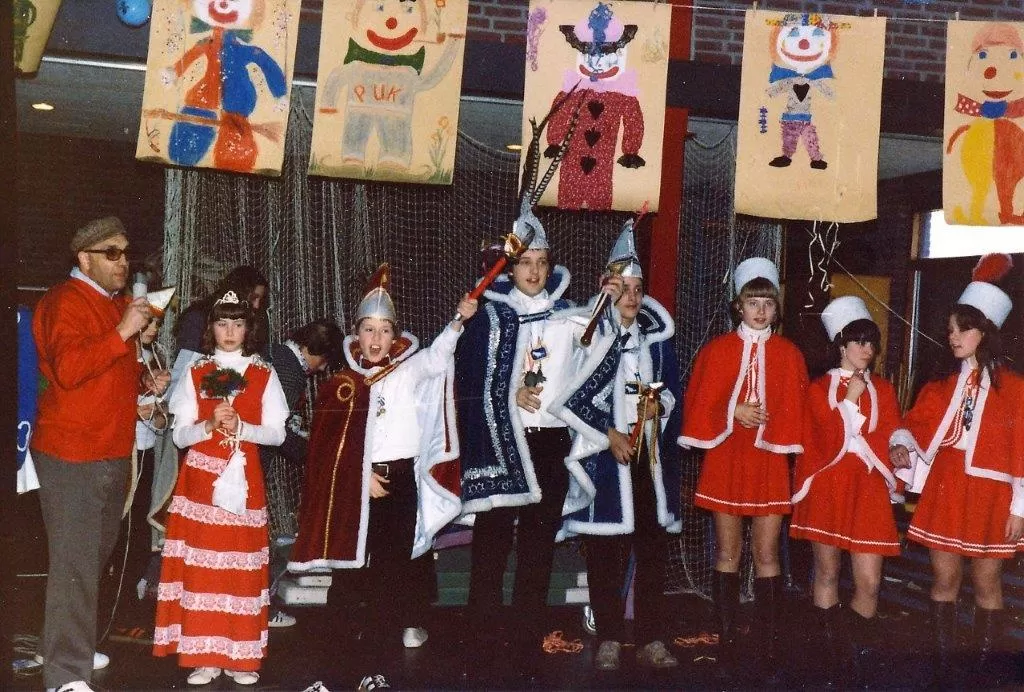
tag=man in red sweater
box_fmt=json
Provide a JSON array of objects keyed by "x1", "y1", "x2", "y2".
[{"x1": 31, "y1": 217, "x2": 170, "y2": 692}]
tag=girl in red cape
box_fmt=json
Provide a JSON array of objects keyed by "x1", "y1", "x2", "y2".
[
  {"x1": 678, "y1": 257, "x2": 807, "y2": 682},
  {"x1": 789, "y1": 296, "x2": 908, "y2": 685},
  {"x1": 890, "y1": 255, "x2": 1024, "y2": 687}
]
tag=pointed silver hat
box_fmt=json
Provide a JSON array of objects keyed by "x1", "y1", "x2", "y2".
[
  {"x1": 607, "y1": 219, "x2": 642, "y2": 278},
  {"x1": 355, "y1": 263, "x2": 397, "y2": 324}
]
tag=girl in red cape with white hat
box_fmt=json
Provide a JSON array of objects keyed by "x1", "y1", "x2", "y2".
[
  {"x1": 678, "y1": 257, "x2": 808, "y2": 682},
  {"x1": 789, "y1": 295, "x2": 908, "y2": 685},
  {"x1": 890, "y1": 254, "x2": 1024, "y2": 686}
]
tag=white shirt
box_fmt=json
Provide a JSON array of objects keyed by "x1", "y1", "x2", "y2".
[
  {"x1": 170, "y1": 348, "x2": 288, "y2": 449},
  {"x1": 509, "y1": 288, "x2": 572, "y2": 429},
  {"x1": 367, "y1": 325, "x2": 460, "y2": 462}
]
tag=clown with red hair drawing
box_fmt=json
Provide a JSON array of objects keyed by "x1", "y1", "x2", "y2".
[{"x1": 947, "y1": 23, "x2": 1024, "y2": 225}]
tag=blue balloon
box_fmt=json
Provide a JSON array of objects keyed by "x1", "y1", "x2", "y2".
[{"x1": 116, "y1": 0, "x2": 151, "y2": 27}]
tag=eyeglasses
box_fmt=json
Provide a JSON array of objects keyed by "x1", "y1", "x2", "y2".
[{"x1": 82, "y1": 247, "x2": 129, "y2": 261}]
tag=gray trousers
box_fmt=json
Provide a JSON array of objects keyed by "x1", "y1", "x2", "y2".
[{"x1": 34, "y1": 450, "x2": 129, "y2": 687}]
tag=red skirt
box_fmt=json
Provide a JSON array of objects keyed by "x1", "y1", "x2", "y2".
[
  {"x1": 153, "y1": 448, "x2": 270, "y2": 670},
  {"x1": 790, "y1": 454, "x2": 899, "y2": 555},
  {"x1": 694, "y1": 425, "x2": 792, "y2": 516},
  {"x1": 909, "y1": 447, "x2": 1024, "y2": 558}
]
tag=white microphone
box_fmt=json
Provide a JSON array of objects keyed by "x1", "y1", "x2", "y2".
[{"x1": 132, "y1": 272, "x2": 148, "y2": 300}]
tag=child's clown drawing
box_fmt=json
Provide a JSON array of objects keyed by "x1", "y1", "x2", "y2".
[{"x1": 136, "y1": 0, "x2": 300, "y2": 176}]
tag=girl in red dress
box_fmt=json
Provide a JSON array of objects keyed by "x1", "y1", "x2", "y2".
[
  {"x1": 789, "y1": 296, "x2": 908, "y2": 683},
  {"x1": 679, "y1": 257, "x2": 808, "y2": 679},
  {"x1": 154, "y1": 290, "x2": 288, "y2": 686},
  {"x1": 890, "y1": 262, "x2": 1024, "y2": 684}
]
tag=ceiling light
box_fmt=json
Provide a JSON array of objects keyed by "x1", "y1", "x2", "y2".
[
  {"x1": 505, "y1": 143, "x2": 522, "y2": 152},
  {"x1": 32, "y1": 102, "x2": 55, "y2": 111}
]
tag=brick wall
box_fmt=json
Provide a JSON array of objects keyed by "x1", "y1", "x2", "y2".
[{"x1": 690, "y1": 0, "x2": 1024, "y2": 82}]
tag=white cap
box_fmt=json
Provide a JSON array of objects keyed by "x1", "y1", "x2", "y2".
[
  {"x1": 821, "y1": 295, "x2": 873, "y2": 341},
  {"x1": 733, "y1": 257, "x2": 780, "y2": 293},
  {"x1": 607, "y1": 219, "x2": 642, "y2": 278},
  {"x1": 958, "y1": 281, "x2": 1012, "y2": 328}
]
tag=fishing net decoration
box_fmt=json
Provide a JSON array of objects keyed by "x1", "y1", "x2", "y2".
[{"x1": 162, "y1": 90, "x2": 781, "y2": 600}]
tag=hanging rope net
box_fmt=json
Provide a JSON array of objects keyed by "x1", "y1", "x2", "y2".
[{"x1": 161, "y1": 94, "x2": 780, "y2": 600}]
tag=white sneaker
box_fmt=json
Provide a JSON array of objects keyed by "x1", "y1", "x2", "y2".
[
  {"x1": 186, "y1": 667, "x2": 222, "y2": 685},
  {"x1": 268, "y1": 609, "x2": 297, "y2": 627},
  {"x1": 402, "y1": 627, "x2": 428, "y2": 648},
  {"x1": 47, "y1": 682, "x2": 95, "y2": 692},
  {"x1": 35, "y1": 652, "x2": 109, "y2": 671},
  {"x1": 225, "y1": 669, "x2": 260, "y2": 685}
]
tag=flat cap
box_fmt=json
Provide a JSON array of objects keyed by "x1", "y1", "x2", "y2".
[{"x1": 70, "y1": 216, "x2": 127, "y2": 254}]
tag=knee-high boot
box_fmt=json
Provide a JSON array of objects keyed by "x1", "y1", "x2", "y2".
[
  {"x1": 814, "y1": 604, "x2": 846, "y2": 686},
  {"x1": 846, "y1": 608, "x2": 876, "y2": 689},
  {"x1": 973, "y1": 607, "x2": 1003, "y2": 686},
  {"x1": 753, "y1": 576, "x2": 784, "y2": 685},
  {"x1": 712, "y1": 571, "x2": 741, "y2": 669},
  {"x1": 931, "y1": 600, "x2": 958, "y2": 687}
]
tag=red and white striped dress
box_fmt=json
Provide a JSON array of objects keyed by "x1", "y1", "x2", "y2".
[{"x1": 154, "y1": 351, "x2": 287, "y2": 671}]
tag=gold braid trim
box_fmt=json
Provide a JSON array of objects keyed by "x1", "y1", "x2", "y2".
[{"x1": 322, "y1": 375, "x2": 357, "y2": 559}]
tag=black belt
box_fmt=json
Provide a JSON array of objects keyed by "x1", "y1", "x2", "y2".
[{"x1": 371, "y1": 459, "x2": 412, "y2": 479}]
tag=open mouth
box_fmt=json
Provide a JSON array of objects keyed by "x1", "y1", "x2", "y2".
[
  {"x1": 367, "y1": 27, "x2": 418, "y2": 51},
  {"x1": 984, "y1": 90, "x2": 1012, "y2": 99}
]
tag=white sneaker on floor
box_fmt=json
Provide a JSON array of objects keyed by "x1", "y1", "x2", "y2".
[
  {"x1": 402, "y1": 627, "x2": 428, "y2": 648},
  {"x1": 357, "y1": 673, "x2": 390, "y2": 690},
  {"x1": 35, "y1": 652, "x2": 109, "y2": 671},
  {"x1": 47, "y1": 682, "x2": 95, "y2": 692},
  {"x1": 186, "y1": 667, "x2": 222, "y2": 685},
  {"x1": 225, "y1": 669, "x2": 260, "y2": 685},
  {"x1": 268, "y1": 609, "x2": 297, "y2": 627}
]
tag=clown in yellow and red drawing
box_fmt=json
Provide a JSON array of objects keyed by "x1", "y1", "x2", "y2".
[
  {"x1": 765, "y1": 13, "x2": 838, "y2": 171},
  {"x1": 947, "y1": 23, "x2": 1024, "y2": 225}
]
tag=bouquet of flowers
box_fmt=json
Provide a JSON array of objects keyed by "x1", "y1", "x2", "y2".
[{"x1": 199, "y1": 368, "x2": 248, "y2": 401}]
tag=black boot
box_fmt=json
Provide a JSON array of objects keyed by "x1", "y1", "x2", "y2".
[
  {"x1": 932, "y1": 600, "x2": 958, "y2": 688},
  {"x1": 846, "y1": 608, "x2": 876, "y2": 689},
  {"x1": 815, "y1": 604, "x2": 846, "y2": 687},
  {"x1": 973, "y1": 607, "x2": 1003, "y2": 686},
  {"x1": 712, "y1": 571, "x2": 741, "y2": 673},
  {"x1": 753, "y1": 576, "x2": 784, "y2": 686}
]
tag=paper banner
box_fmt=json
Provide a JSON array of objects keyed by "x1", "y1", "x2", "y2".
[
  {"x1": 735, "y1": 11, "x2": 885, "y2": 223},
  {"x1": 14, "y1": 0, "x2": 63, "y2": 74},
  {"x1": 521, "y1": 0, "x2": 670, "y2": 212},
  {"x1": 307, "y1": 0, "x2": 469, "y2": 184},
  {"x1": 943, "y1": 21, "x2": 1024, "y2": 226},
  {"x1": 135, "y1": 0, "x2": 300, "y2": 177}
]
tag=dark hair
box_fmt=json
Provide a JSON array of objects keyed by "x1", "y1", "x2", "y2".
[
  {"x1": 291, "y1": 318, "x2": 345, "y2": 368},
  {"x1": 949, "y1": 303, "x2": 1003, "y2": 386},
  {"x1": 177, "y1": 266, "x2": 270, "y2": 347},
  {"x1": 201, "y1": 299, "x2": 259, "y2": 356},
  {"x1": 731, "y1": 277, "x2": 781, "y2": 324},
  {"x1": 831, "y1": 318, "x2": 881, "y2": 367},
  {"x1": 508, "y1": 247, "x2": 555, "y2": 272}
]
